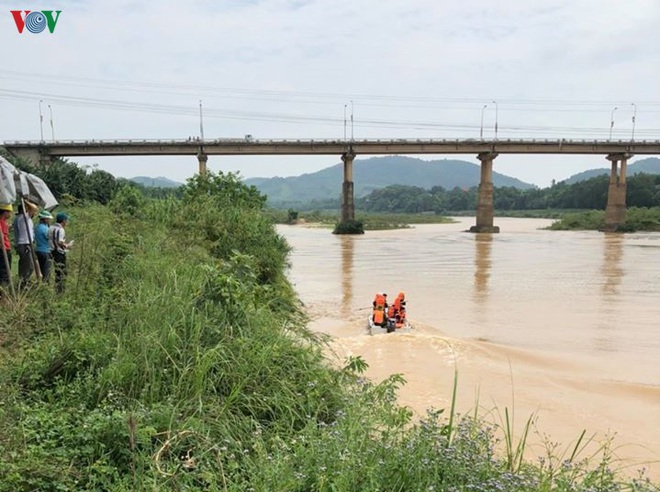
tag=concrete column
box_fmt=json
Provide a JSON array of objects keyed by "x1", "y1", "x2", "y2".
[
  {"x1": 620, "y1": 156, "x2": 627, "y2": 184},
  {"x1": 340, "y1": 152, "x2": 355, "y2": 223},
  {"x1": 604, "y1": 154, "x2": 628, "y2": 231},
  {"x1": 10, "y1": 148, "x2": 43, "y2": 167},
  {"x1": 197, "y1": 151, "x2": 208, "y2": 175},
  {"x1": 469, "y1": 152, "x2": 500, "y2": 233}
]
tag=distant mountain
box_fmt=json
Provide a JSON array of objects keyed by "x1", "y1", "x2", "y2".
[
  {"x1": 563, "y1": 157, "x2": 660, "y2": 184},
  {"x1": 244, "y1": 156, "x2": 535, "y2": 205},
  {"x1": 130, "y1": 176, "x2": 183, "y2": 188}
]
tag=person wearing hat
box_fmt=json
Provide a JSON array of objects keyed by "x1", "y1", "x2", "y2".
[
  {"x1": 49, "y1": 212, "x2": 72, "y2": 293},
  {"x1": 13, "y1": 200, "x2": 40, "y2": 287},
  {"x1": 0, "y1": 203, "x2": 13, "y2": 286},
  {"x1": 35, "y1": 210, "x2": 54, "y2": 281}
]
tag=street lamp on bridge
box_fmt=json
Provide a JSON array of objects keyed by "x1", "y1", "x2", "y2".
[
  {"x1": 343, "y1": 104, "x2": 347, "y2": 142},
  {"x1": 492, "y1": 100, "x2": 499, "y2": 141},
  {"x1": 199, "y1": 100, "x2": 205, "y2": 142},
  {"x1": 631, "y1": 103, "x2": 637, "y2": 142},
  {"x1": 38, "y1": 99, "x2": 44, "y2": 142},
  {"x1": 480, "y1": 104, "x2": 488, "y2": 141},
  {"x1": 48, "y1": 104, "x2": 55, "y2": 141},
  {"x1": 609, "y1": 106, "x2": 618, "y2": 140},
  {"x1": 350, "y1": 100, "x2": 354, "y2": 141}
]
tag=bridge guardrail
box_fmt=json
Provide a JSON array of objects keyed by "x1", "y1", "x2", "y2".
[{"x1": 3, "y1": 138, "x2": 659, "y2": 148}]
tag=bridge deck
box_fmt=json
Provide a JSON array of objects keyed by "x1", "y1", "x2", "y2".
[{"x1": 4, "y1": 138, "x2": 660, "y2": 156}]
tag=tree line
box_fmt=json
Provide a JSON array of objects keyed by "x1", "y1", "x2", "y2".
[
  {"x1": 356, "y1": 173, "x2": 660, "y2": 213},
  {"x1": 3, "y1": 153, "x2": 179, "y2": 205}
]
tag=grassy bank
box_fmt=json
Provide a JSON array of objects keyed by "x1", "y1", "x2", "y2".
[
  {"x1": 547, "y1": 207, "x2": 660, "y2": 231},
  {"x1": 267, "y1": 209, "x2": 455, "y2": 230},
  {"x1": 447, "y1": 209, "x2": 586, "y2": 219},
  {"x1": 0, "y1": 174, "x2": 657, "y2": 490}
]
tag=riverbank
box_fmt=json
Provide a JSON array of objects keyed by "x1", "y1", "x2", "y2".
[
  {"x1": 268, "y1": 209, "x2": 457, "y2": 230},
  {"x1": 547, "y1": 207, "x2": 660, "y2": 231},
  {"x1": 272, "y1": 207, "x2": 660, "y2": 232}
]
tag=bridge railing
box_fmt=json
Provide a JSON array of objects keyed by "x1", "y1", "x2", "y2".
[{"x1": 3, "y1": 138, "x2": 659, "y2": 146}]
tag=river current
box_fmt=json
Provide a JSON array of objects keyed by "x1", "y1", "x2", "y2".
[{"x1": 279, "y1": 218, "x2": 660, "y2": 480}]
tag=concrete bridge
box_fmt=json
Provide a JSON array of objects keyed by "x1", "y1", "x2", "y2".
[{"x1": 5, "y1": 138, "x2": 660, "y2": 232}]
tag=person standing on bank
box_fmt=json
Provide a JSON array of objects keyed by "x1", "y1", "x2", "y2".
[
  {"x1": 49, "y1": 212, "x2": 72, "y2": 293},
  {"x1": 0, "y1": 204, "x2": 13, "y2": 288},
  {"x1": 35, "y1": 210, "x2": 53, "y2": 281},
  {"x1": 13, "y1": 200, "x2": 39, "y2": 288}
]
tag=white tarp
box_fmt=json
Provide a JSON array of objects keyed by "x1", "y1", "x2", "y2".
[
  {"x1": 0, "y1": 159, "x2": 16, "y2": 204},
  {"x1": 0, "y1": 156, "x2": 58, "y2": 209}
]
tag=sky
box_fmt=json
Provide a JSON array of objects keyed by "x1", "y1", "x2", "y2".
[{"x1": 1, "y1": 0, "x2": 659, "y2": 188}]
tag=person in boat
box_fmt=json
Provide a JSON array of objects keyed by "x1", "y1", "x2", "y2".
[
  {"x1": 387, "y1": 300, "x2": 397, "y2": 325},
  {"x1": 395, "y1": 292, "x2": 407, "y2": 325},
  {"x1": 372, "y1": 292, "x2": 388, "y2": 327},
  {"x1": 388, "y1": 292, "x2": 407, "y2": 327}
]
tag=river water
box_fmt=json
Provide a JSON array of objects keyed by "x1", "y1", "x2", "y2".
[{"x1": 279, "y1": 218, "x2": 660, "y2": 480}]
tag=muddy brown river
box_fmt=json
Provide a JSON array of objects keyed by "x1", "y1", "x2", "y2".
[{"x1": 279, "y1": 218, "x2": 660, "y2": 480}]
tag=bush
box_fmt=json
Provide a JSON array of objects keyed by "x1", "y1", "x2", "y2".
[{"x1": 333, "y1": 219, "x2": 365, "y2": 234}]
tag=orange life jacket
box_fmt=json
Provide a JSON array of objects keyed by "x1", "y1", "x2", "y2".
[
  {"x1": 387, "y1": 304, "x2": 397, "y2": 318},
  {"x1": 373, "y1": 293, "x2": 386, "y2": 324},
  {"x1": 398, "y1": 306, "x2": 407, "y2": 323},
  {"x1": 394, "y1": 293, "x2": 406, "y2": 326},
  {"x1": 394, "y1": 292, "x2": 405, "y2": 311}
]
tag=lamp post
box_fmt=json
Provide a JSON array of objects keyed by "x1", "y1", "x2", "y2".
[
  {"x1": 350, "y1": 100, "x2": 354, "y2": 141},
  {"x1": 492, "y1": 100, "x2": 498, "y2": 141},
  {"x1": 48, "y1": 104, "x2": 55, "y2": 141},
  {"x1": 343, "y1": 104, "x2": 347, "y2": 142},
  {"x1": 609, "y1": 106, "x2": 617, "y2": 140},
  {"x1": 631, "y1": 103, "x2": 637, "y2": 142},
  {"x1": 38, "y1": 99, "x2": 44, "y2": 141},
  {"x1": 199, "y1": 100, "x2": 204, "y2": 142},
  {"x1": 480, "y1": 104, "x2": 488, "y2": 140}
]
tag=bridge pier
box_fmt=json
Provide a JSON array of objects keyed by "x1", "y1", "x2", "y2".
[
  {"x1": 6, "y1": 148, "x2": 54, "y2": 167},
  {"x1": 197, "y1": 151, "x2": 208, "y2": 175},
  {"x1": 469, "y1": 152, "x2": 500, "y2": 233},
  {"x1": 340, "y1": 151, "x2": 356, "y2": 223},
  {"x1": 603, "y1": 153, "x2": 630, "y2": 232}
]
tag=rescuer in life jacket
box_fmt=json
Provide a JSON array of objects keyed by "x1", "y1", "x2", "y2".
[
  {"x1": 394, "y1": 292, "x2": 406, "y2": 325},
  {"x1": 387, "y1": 292, "x2": 406, "y2": 328},
  {"x1": 372, "y1": 292, "x2": 388, "y2": 327}
]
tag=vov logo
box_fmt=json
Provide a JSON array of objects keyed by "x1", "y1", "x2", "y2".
[{"x1": 10, "y1": 10, "x2": 62, "y2": 34}]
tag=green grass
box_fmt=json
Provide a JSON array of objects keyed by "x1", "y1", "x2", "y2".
[
  {"x1": 267, "y1": 209, "x2": 456, "y2": 230},
  {"x1": 547, "y1": 207, "x2": 660, "y2": 231},
  {"x1": 0, "y1": 174, "x2": 657, "y2": 491}
]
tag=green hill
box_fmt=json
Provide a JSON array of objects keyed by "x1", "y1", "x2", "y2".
[
  {"x1": 563, "y1": 157, "x2": 660, "y2": 184},
  {"x1": 130, "y1": 176, "x2": 183, "y2": 188},
  {"x1": 244, "y1": 156, "x2": 534, "y2": 206}
]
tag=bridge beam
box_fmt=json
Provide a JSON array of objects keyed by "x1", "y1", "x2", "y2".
[
  {"x1": 340, "y1": 151, "x2": 355, "y2": 223},
  {"x1": 470, "y1": 152, "x2": 500, "y2": 233},
  {"x1": 197, "y1": 151, "x2": 208, "y2": 175},
  {"x1": 603, "y1": 153, "x2": 631, "y2": 232}
]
